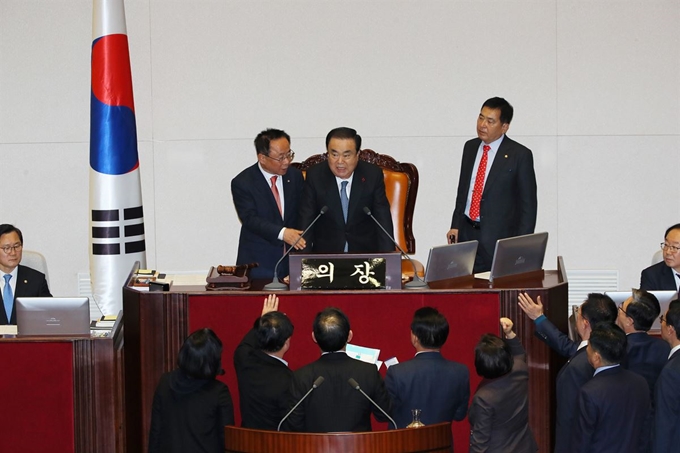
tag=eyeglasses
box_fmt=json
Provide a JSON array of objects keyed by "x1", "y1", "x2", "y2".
[
  {"x1": 0, "y1": 243, "x2": 22, "y2": 254},
  {"x1": 264, "y1": 151, "x2": 295, "y2": 163},
  {"x1": 660, "y1": 315, "x2": 667, "y2": 324},
  {"x1": 618, "y1": 302, "x2": 629, "y2": 316},
  {"x1": 660, "y1": 243, "x2": 680, "y2": 253}
]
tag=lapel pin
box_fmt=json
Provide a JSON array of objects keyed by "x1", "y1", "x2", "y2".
[
  {"x1": 504, "y1": 155, "x2": 508, "y2": 158},
  {"x1": 24, "y1": 280, "x2": 28, "y2": 283}
]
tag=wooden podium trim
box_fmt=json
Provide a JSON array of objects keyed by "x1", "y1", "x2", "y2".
[{"x1": 225, "y1": 423, "x2": 453, "y2": 453}]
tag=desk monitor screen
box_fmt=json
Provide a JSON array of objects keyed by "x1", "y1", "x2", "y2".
[
  {"x1": 16, "y1": 297, "x2": 91, "y2": 336},
  {"x1": 489, "y1": 232, "x2": 549, "y2": 282},
  {"x1": 425, "y1": 240, "x2": 478, "y2": 283},
  {"x1": 604, "y1": 290, "x2": 678, "y2": 333}
]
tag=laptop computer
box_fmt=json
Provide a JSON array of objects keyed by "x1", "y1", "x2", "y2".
[
  {"x1": 16, "y1": 297, "x2": 91, "y2": 336},
  {"x1": 604, "y1": 290, "x2": 678, "y2": 333},
  {"x1": 489, "y1": 232, "x2": 549, "y2": 283},
  {"x1": 425, "y1": 240, "x2": 478, "y2": 282}
]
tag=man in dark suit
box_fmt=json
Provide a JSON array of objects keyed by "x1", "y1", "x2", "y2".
[
  {"x1": 298, "y1": 127, "x2": 394, "y2": 253},
  {"x1": 233, "y1": 295, "x2": 293, "y2": 430},
  {"x1": 0, "y1": 224, "x2": 52, "y2": 325},
  {"x1": 640, "y1": 223, "x2": 680, "y2": 291},
  {"x1": 616, "y1": 288, "x2": 669, "y2": 403},
  {"x1": 447, "y1": 97, "x2": 537, "y2": 273},
  {"x1": 284, "y1": 307, "x2": 392, "y2": 432},
  {"x1": 518, "y1": 292, "x2": 617, "y2": 453},
  {"x1": 571, "y1": 323, "x2": 651, "y2": 453},
  {"x1": 231, "y1": 129, "x2": 305, "y2": 279},
  {"x1": 655, "y1": 300, "x2": 680, "y2": 453},
  {"x1": 468, "y1": 319, "x2": 537, "y2": 453},
  {"x1": 385, "y1": 307, "x2": 469, "y2": 429}
]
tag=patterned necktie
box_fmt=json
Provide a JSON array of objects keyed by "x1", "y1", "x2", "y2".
[
  {"x1": 469, "y1": 145, "x2": 491, "y2": 221},
  {"x1": 3, "y1": 274, "x2": 13, "y2": 323},
  {"x1": 270, "y1": 176, "x2": 283, "y2": 217},
  {"x1": 340, "y1": 181, "x2": 349, "y2": 223},
  {"x1": 340, "y1": 181, "x2": 349, "y2": 252}
]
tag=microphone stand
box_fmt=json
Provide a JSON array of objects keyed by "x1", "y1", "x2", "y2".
[{"x1": 362, "y1": 207, "x2": 428, "y2": 289}]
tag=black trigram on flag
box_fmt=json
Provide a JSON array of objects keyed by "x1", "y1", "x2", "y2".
[{"x1": 91, "y1": 206, "x2": 146, "y2": 255}]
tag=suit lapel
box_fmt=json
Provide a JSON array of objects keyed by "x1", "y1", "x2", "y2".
[
  {"x1": 662, "y1": 264, "x2": 677, "y2": 290},
  {"x1": 482, "y1": 136, "x2": 512, "y2": 195},
  {"x1": 320, "y1": 165, "x2": 345, "y2": 225},
  {"x1": 282, "y1": 169, "x2": 296, "y2": 223},
  {"x1": 347, "y1": 162, "x2": 366, "y2": 224},
  {"x1": 251, "y1": 164, "x2": 283, "y2": 221}
]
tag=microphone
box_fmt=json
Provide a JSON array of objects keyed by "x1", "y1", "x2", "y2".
[
  {"x1": 362, "y1": 207, "x2": 428, "y2": 289},
  {"x1": 348, "y1": 378, "x2": 398, "y2": 430},
  {"x1": 264, "y1": 206, "x2": 328, "y2": 291},
  {"x1": 277, "y1": 376, "x2": 325, "y2": 431}
]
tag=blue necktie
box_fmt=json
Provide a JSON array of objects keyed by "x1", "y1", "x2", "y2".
[
  {"x1": 340, "y1": 181, "x2": 349, "y2": 252},
  {"x1": 3, "y1": 274, "x2": 13, "y2": 323}
]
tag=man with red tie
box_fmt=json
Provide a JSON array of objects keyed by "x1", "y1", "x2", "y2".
[
  {"x1": 231, "y1": 129, "x2": 305, "y2": 280},
  {"x1": 447, "y1": 98, "x2": 537, "y2": 273}
]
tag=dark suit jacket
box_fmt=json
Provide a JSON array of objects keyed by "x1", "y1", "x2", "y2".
[
  {"x1": 468, "y1": 337, "x2": 538, "y2": 453},
  {"x1": 450, "y1": 136, "x2": 537, "y2": 271},
  {"x1": 298, "y1": 160, "x2": 394, "y2": 253},
  {"x1": 1, "y1": 265, "x2": 52, "y2": 325},
  {"x1": 148, "y1": 369, "x2": 234, "y2": 453},
  {"x1": 231, "y1": 163, "x2": 304, "y2": 279},
  {"x1": 654, "y1": 351, "x2": 680, "y2": 453},
  {"x1": 623, "y1": 332, "x2": 670, "y2": 405},
  {"x1": 233, "y1": 326, "x2": 293, "y2": 430},
  {"x1": 533, "y1": 316, "x2": 593, "y2": 453},
  {"x1": 571, "y1": 366, "x2": 651, "y2": 453},
  {"x1": 284, "y1": 352, "x2": 392, "y2": 432},
  {"x1": 385, "y1": 351, "x2": 469, "y2": 429},
  {"x1": 640, "y1": 261, "x2": 677, "y2": 291}
]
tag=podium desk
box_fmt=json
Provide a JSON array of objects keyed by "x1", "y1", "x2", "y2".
[
  {"x1": 225, "y1": 422, "x2": 453, "y2": 453},
  {"x1": 0, "y1": 329, "x2": 125, "y2": 453},
  {"x1": 124, "y1": 258, "x2": 568, "y2": 453}
]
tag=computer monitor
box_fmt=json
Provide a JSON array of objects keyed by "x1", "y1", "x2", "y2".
[
  {"x1": 489, "y1": 232, "x2": 549, "y2": 283},
  {"x1": 16, "y1": 297, "x2": 91, "y2": 336},
  {"x1": 604, "y1": 290, "x2": 678, "y2": 333},
  {"x1": 424, "y1": 240, "x2": 478, "y2": 282}
]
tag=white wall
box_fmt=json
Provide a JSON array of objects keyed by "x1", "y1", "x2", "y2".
[{"x1": 1, "y1": 0, "x2": 679, "y2": 297}]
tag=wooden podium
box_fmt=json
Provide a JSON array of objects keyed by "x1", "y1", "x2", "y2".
[
  {"x1": 224, "y1": 423, "x2": 453, "y2": 453},
  {"x1": 123, "y1": 258, "x2": 569, "y2": 453},
  {"x1": 0, "y1": 324, "x2": 125, "y2": 453}
]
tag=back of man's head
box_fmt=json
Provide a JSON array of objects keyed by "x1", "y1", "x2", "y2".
[
  {"x1": 665, "y1": 299, "x2": 680, "y2": 341},
  {"x1": 581, "y1": 293, "x2": 617, "y2": 325},
  {"x1": 589, "y1": 322, "x2": 627, "y2": 366},
  {"x1": 256, "y1": 311, "x2": 294, "y2": 353},
  {"x1": 626, "y1": 288, "x2": 661, "y2": 332},
  {"x1": 411, "y1": 307, "x2": 449, "y2": 349},
  {"x1": 313, "y1": 307, "x2": 350, "y2": 352}
]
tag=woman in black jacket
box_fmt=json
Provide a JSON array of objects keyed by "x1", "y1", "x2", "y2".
[{"x1": 149, "y1": 328, "x2": 234, "y2": 453}]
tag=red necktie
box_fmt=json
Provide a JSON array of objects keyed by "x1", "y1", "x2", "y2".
[
  {"x1": 469, "y1": 145, "x2": 490, "y2": 221},
  {"x1": 270, "y1": 176, "x2": 283, "y2": 217}
]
